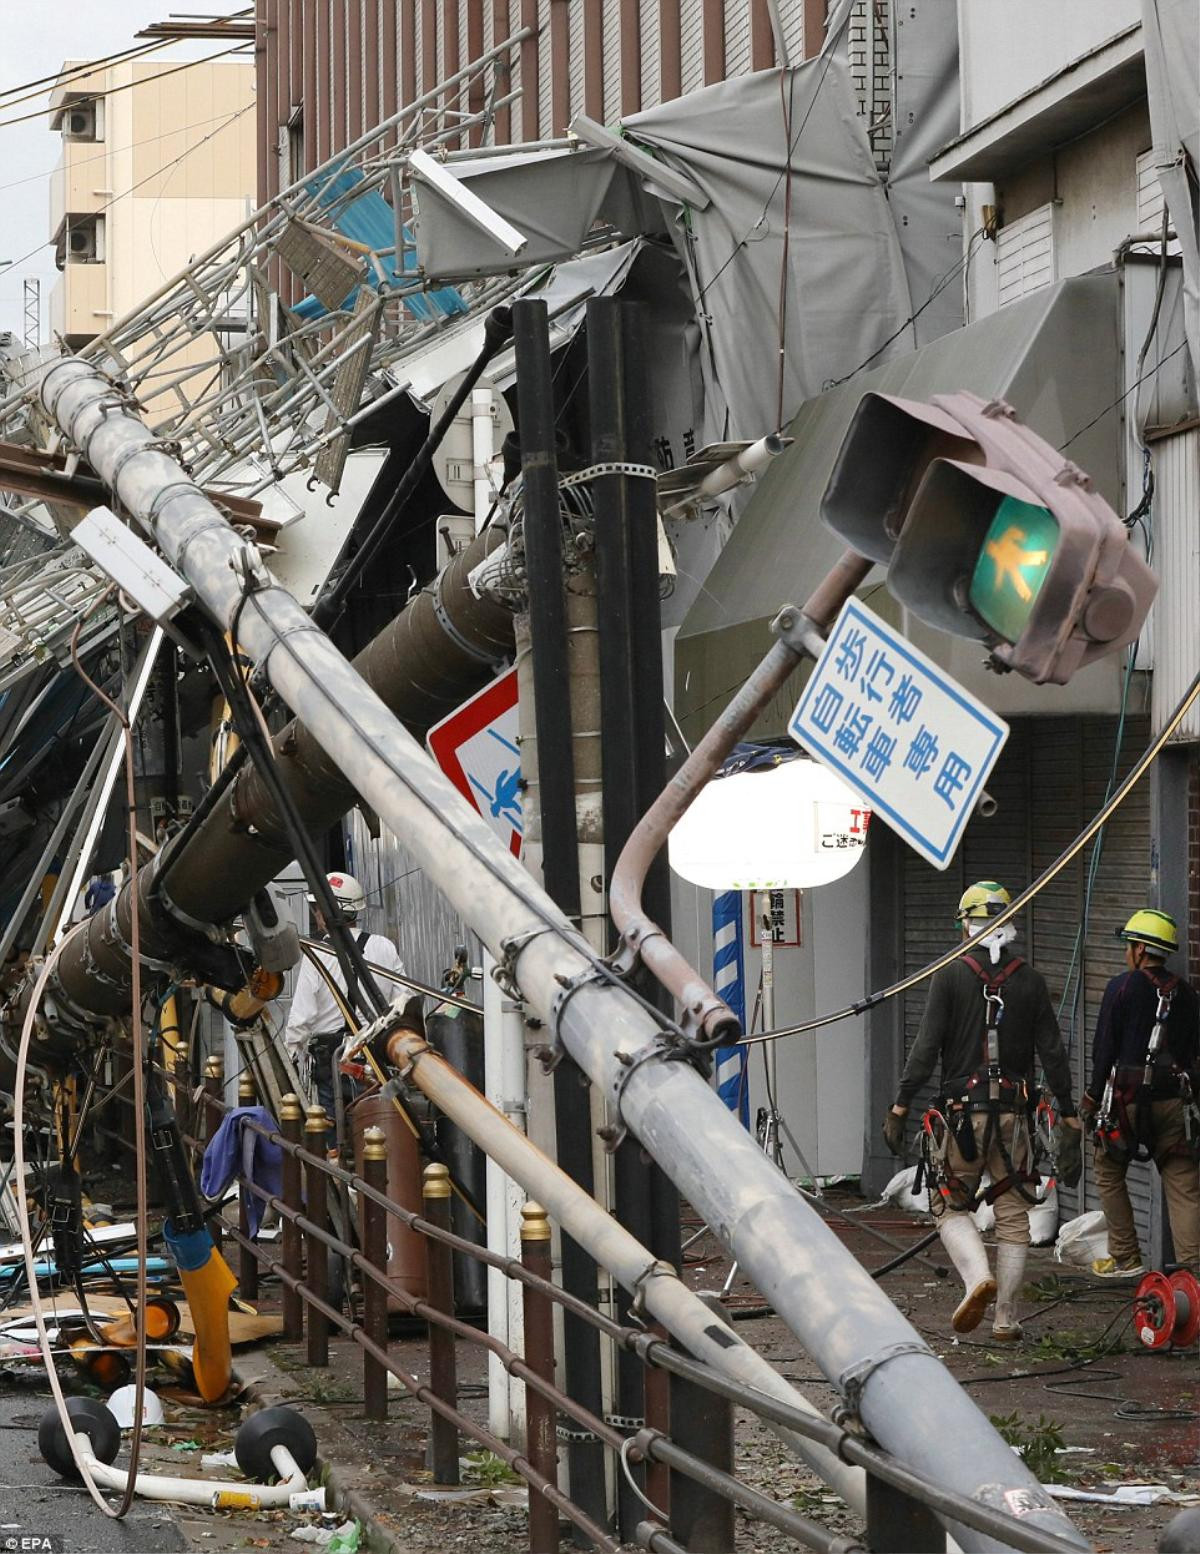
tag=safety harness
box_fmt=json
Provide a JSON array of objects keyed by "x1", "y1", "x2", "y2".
[
  {"x1": 1094, "y1": 967, "x2": 1198, "y2": 1163},
  {"x1": 918, "y1": 955, "x2": 1041, "y2": 1209}
]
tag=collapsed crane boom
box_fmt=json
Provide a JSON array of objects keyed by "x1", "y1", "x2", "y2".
[{"x1": 33, "y1": 354, "x2": 1087, "y2": 1552}]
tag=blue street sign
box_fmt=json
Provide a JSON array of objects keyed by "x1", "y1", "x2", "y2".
[{"x1": 789, "y1": 599, "x2": 1009, "y2": 870}]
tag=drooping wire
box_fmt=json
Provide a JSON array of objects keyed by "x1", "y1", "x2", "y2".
[
  {"x1": 200, "y1": 611, "x2": 388, "y2": 1024},
  {"x1": 742, "y1": 661, "x2": 1200, "y2": 1047}
]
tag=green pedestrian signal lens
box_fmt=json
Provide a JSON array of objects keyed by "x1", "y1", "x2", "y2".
[{"x1": 968, "y1": 496, "x2": 1059, "y2": 643}]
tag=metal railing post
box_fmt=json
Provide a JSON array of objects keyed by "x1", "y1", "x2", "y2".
[
  {"x1": 305, "y1": 1104, "x2": 331, "y2": 1367},
  {"x1": 204, "y1": 1054, "x2": 224, "y2": 1257},
  {"x1": 521, "y1": 1201, "x2": 559, "y2": 1554},
  {"x1": 362, "y1": 1126, "x2": 389, "y2": 1421},
  {"x1": 668, "y1": 1297, "x2": 735, "y2": 1554},
  {"x1": 237, "y1": 1070, "x2": 259, "y2": 1301},
  {"x1": 279, "y1": 1094, "x2": 305, "y2": 1341},
  {"x1": 643, "y1": 1325, "x2": 671, "y2": 1520},
  {"x1": 865, "y1": 1470, "x2": 944, "y2": 1552},
  {"x1": 422, "y1": 1162, "x2": 460, "y2": 1484}
]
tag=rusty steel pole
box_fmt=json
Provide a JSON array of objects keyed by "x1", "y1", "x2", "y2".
[
  {"x1": 279, "y1": 1095, "x2": 304, "y2": 1342},
  {"x1": 422, "y1": 1162, "x2": 460, "y2": 1484},
  {"x1": 362, "y1": 1126, "x2": 390, "y2": 1421},
  {"x1": 521, "y1": 1201, "x2": 559, "y2": 1554},
  {"x1": 305, "y1": 1105, "x2": 331, "y2": 1367}
]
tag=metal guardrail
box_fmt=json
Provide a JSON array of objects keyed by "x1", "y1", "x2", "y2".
[{"x1": 98, "y1": 1059, "x2": 1090, "y2": 1554}]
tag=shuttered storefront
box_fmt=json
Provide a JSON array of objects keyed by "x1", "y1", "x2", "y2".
[{"x1": 902, "y1": 713, "x2": 1155, "y2": 1239}]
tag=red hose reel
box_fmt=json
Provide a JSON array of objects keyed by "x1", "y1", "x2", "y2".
[{"x1": 1133, "y1": 1269, "x2": 1200, "y2": 1351}]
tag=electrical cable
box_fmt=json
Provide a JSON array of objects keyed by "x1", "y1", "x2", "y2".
[
  {"x1": 693, "y1": 3, "x2": 855, "y2": 311},
  {"x1": 0, "y1": 46, "x2": 249, "y2": 132},
  {"x1": 9, "y1": 603, "x2": 152, "y2": 1518},
  {"x1": 0, "y1": 33, "x2": 192, "y2": 107},
  {"x1": 201, "y1": 614, "x2": 388, "y2": 1022},
  {"x1": 1059, "y1": 341, "x2": 1187, "y2": 452},
  {"x1": 66, "y1": 599, "x2": 149, "y2": 1516},
  {"x1": 297, "y1": 934, "x2": 482, "y2": 1010},
  {"x1": 247, "y1": 589, "x2": 708, "y2": 1061},
  {"x1": 294, "y1": 940, "x2": 487, "y2": 1225},
  {"x1": 741, "y1": 661, "x2": 1200, "y2": 1048},
  {"x1": 0, "y1": 104, "x2": 253, "y2": 283}
]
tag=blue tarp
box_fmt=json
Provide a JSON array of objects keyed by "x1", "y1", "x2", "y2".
[{"x1": 291, "y1": 167, "x2": 468, "y2": 324}]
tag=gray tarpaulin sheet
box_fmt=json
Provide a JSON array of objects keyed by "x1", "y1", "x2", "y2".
[
  {"x1": 413, "y1": 0, "x2": 967, "y2": 447},
  {"x1": 410, "y1": 146, "x2": 666, "y2": 279},
  {"x1": 884, "y1": 0, "x2": 962, "y2": 347},
  {"x1": 1141, "y1": 0, "x2": 1200, "y2": 382},
  {"x1": 622, "y1": 9, "x2": 913, "y2": 442}
]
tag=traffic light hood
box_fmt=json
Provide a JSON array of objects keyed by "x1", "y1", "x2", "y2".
[{"x1": 819, "y1": 391, "x2": 1158, "y2": 686}]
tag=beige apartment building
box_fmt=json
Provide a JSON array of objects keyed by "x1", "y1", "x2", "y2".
[{"x1": 49, "y1": 56, "x2": 255, "y2": 355}]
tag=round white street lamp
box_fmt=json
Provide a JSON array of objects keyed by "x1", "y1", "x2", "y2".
[{"x1": 668, "y1": 756, "x2": 871, "y2": 891}]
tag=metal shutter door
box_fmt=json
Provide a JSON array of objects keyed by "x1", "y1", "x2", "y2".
[{"x1": 1079, "y1": 713, "x2": 1155, "y2": 1241}]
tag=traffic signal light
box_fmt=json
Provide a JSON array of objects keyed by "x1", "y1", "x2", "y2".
[{"x1": 820, "y1": 390, "x2": 1157, "y2": 685}]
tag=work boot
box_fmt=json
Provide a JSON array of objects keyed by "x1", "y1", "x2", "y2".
[
  {"x1": 1091, "y1": 1253, "x2": 1145, "y2": 1278},
  {"x1": 992, "y1": 1242, "x2": 1027, "y2": 1341},
  {"x1": 937, "y1": 1214, "x2": 996, "y2": 1333}
]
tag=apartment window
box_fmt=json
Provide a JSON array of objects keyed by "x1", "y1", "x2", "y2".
[
  {"x1": 279, "y1": 108, "x2": 304, "y2": 191},
  {"x1": 995, "y1": 204, "x2": 1055, "y2": 308}
]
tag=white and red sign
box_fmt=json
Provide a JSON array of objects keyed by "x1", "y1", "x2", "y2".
[{"x1": 426, "y1": 668, "x2": 523, "y2": 857}]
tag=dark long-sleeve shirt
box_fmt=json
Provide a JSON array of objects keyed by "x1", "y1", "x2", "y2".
[
  {"x1": 896, "y1": 949, "x2": 1076, "y2": 1115},
  {"x1": 1088, "y1": 966, "x2": 1200, "y2": 1100}
]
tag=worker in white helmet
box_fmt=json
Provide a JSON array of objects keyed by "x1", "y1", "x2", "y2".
[
  {"x1": 883, "y1": 882, "x2": 1082, "y2": 1341},
  {"x1": 284, "y1": 871, "x2": 405, "y2": 1119}
]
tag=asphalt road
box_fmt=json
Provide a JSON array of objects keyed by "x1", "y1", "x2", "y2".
[{"x1": 0, "y1": 1389, "x2": 187, "y2": 1554}]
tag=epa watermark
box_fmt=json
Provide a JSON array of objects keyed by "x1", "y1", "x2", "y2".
[{"x1": 0, "y1": 1535, "x2": 65, "y2": 1553}]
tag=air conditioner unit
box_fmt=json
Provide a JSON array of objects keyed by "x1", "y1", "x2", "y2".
[
  {"x1": 64, "y1": 102, "x2": 97, "y2": 141},
  {"x1": 68, "y1": 223, "x2": 97, "y2": 261}
]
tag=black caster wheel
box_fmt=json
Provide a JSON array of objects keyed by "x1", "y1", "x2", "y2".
[
  {"x1": 234, "y1": 1406, "x2": 318, "y2": 1482},
  {"x1": 38, "y1": 1397, "x2": 120, "y2": 1480}
]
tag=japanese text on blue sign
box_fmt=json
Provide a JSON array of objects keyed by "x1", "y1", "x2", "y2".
[{"x1": 788, "y1": 600, "x2": 1008, "y2": 870}]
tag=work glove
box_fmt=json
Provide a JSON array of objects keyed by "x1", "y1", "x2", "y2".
[
  {"x1": 1054, "y1": 1118, "x2": 1083, "y2": 1188},
  {"x1": 1078, "y1": 1093, "x2": 1098, "y2": 1135},
  {"x1": 882, "y1": 1108, "x2": 907, "y2": 1158}
]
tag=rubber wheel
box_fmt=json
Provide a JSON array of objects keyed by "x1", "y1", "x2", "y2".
[
  {"x1": 234, "y1": 1406, "x2": 318, "y2": 1482},
  {"x1": 38, "y1": 1397, "x2": 120, "y2": 1480}
]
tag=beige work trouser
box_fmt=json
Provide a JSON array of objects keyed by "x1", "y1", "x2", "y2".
[
  {"x1": 1093, "y1": 1097, "x2": 1200, "y2": 1270},
  {"x1": 928, "y1": 1110, "x2": 1033, "y2": 1246}
]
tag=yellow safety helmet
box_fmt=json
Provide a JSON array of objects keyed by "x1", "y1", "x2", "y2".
[
  {"x1": 955, "y1": 881, "x2": 1011, "y2": 923},
  {"x1": 1117, "y1": 908, "x2": 1178, "y2": 956}
]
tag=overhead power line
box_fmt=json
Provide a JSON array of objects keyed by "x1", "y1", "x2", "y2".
[
  {"x1": 0, "y1": 45, "x2": 250, "y2": 132},
  {"x1": 0, "y1": 108, "x2": 262, "y2": 195},
  {"x1": 0, "y1": 37, "x2": 173, "y2": 109},
  {"x1": 0, "y1": 106, "x2": 253, "y2": 284}
]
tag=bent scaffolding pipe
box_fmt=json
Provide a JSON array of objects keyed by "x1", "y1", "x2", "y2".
[
  {"x1": 37, "y1": 356, "x2": 1087, "y2": 1553},
  {"x1": 607, "y1": 554, "x2": 871, "y2": 1045},
  {"x1": 384, "y1": 1030, "x2": 863, "y2": 1508}
]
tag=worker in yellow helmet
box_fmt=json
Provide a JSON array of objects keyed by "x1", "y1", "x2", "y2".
[
  {"x1": 883, "y1": 882, "x2": 1082, "y2": 1340},
  {"x1": 1080, "y1": 910, "x2": 1199, "y2": 1277}
]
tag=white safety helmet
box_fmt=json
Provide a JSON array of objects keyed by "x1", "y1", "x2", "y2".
[{"x1": 307, "y1": 871, "x2": 366, "y2": 918}]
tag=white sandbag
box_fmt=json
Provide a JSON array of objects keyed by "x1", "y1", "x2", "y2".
[
  {"x1": 1054, "y1": 1209, "x2": 1108, "y2": 1266},
  {"x1": 1028, "y1": 1180, "x2": 1059, "y2": 1246},
  {"x1": 880, "y1": 1165, "x2": 930, "y2": 1216}
]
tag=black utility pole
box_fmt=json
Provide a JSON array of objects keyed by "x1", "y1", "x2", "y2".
[
  {"x1": 512, "y1": 298, "x2": 608, "y2": 1537},
  {"x1": 588, "y1": 296, "x2": 683, "y2": 1538}
]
